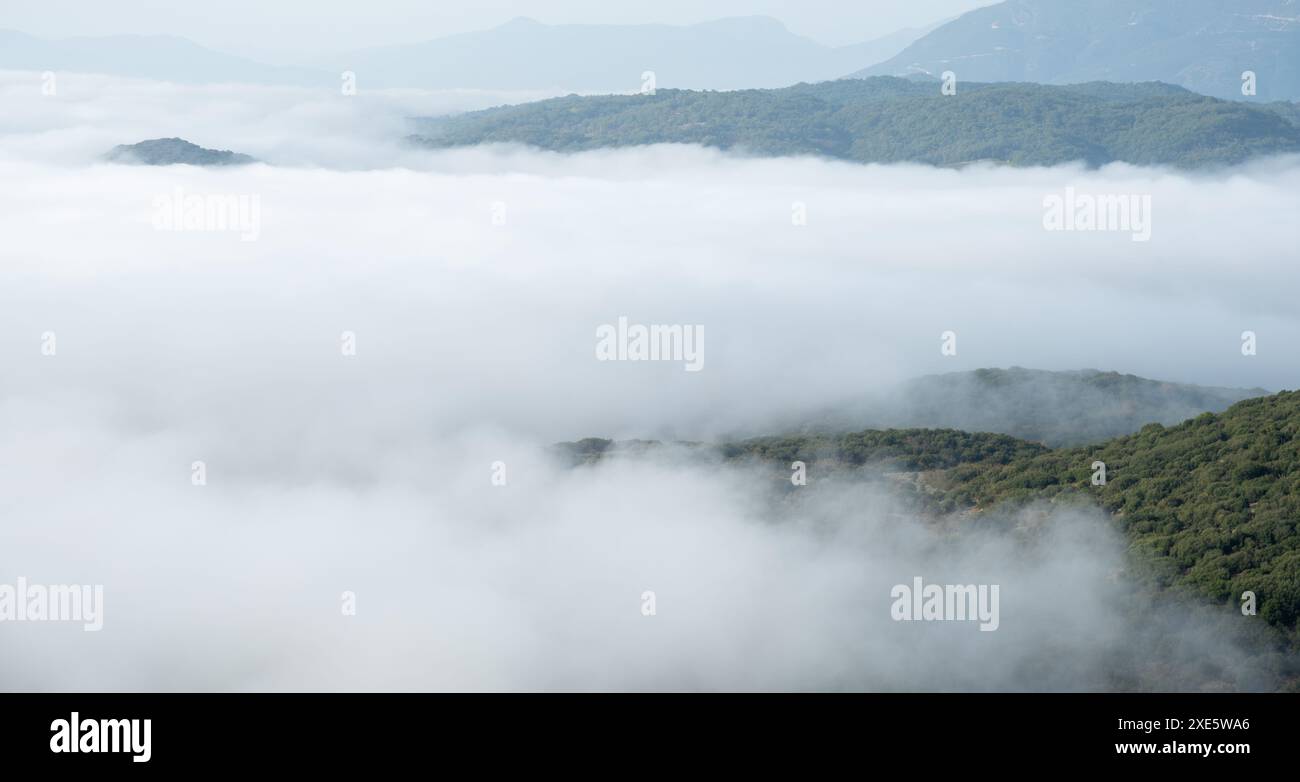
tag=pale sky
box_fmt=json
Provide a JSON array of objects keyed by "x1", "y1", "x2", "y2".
[{"x1": 1, "y1": 0, "x2": 995, "y2": 61}]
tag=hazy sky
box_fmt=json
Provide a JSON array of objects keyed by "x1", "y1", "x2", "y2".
[{"x1": 1, "y1": 0, "x2": 993, "y2": 60}]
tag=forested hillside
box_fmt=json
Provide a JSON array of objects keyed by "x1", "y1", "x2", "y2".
[
  {"x1": 412, "y1": 77, "x2": 1300, "y2": 167},
  {"x1": 557, "y1": 390, "x2": 1300, "y2": 636},
  {"x1": 936, "y1": 391, "x2": 1300, "y2": 631}
]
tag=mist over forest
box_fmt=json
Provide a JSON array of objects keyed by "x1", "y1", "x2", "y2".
[{"x1": 3, "y1": 0, "x2": 1299, "y2": 694}]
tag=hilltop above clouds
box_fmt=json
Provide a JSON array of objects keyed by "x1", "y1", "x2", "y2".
[{"x1": 850, "y1": 0, "x2": 1300, "y2": 101}]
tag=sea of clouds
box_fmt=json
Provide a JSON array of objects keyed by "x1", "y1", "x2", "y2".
[{"x1": 0, "y1": 72, "x2": 1296, "y2": 689}]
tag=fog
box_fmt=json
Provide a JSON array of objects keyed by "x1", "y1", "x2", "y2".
[
  {"x1": 2, "y1": 444, "x2": 1285, "y2": 691},
  {"x1": 0, "y1": 74, "x2": 1296, "y2": 689},
  {"x1": 0, "y1": 70, "x2": 561, "y2": 168}
]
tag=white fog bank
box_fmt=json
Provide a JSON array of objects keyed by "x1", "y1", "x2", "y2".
[{"x1": 0, "y1": 74, "x2": 1295, "y2": 690}]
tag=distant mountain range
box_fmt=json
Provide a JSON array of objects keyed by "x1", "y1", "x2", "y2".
[
  {"x1": 105, "y1": 138, "x2": 257, "y2": 166},
  {"x1": 410, "y1": 77, "x2": 1300, "y2": 167},
  {"x1": 8, "y1": 4, "x2": 1300, "y2": 99},
  {"x1": 0, "y1": 17, "x2": 934, "y2": 91},
  {"x1": 850, "y1": 0, "x2": 1300, "y2": 101},
  {"x1": 322, "y1": 15, "x2": 936, "y2": 92},
  {"x1": 0, "y1": 28, "x2": 324, "y2": 85}
]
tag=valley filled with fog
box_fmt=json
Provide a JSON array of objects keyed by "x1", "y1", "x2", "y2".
[{"x1": 1, "y1": 74, "x2": 1297, "y2": 690}]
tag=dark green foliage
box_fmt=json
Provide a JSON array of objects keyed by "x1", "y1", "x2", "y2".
[
  {"x1": 411, "y1": 77, "x2": 1300, "y2": 168},
  {"x1": 727, "y1": 428, "x2": 1047, "y2": 471},
  {"x1": 554, "y1": 390, "x2": 1300, "y2": 634},
  {"x1": 931, "y1": 391, "x2": 1300, "y2": 632}
]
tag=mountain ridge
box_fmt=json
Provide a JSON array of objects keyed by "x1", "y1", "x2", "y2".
[
  {"x1": 809, "y1": 367, "x2": 1271, "y2": 446},
  {"x1": 0, "y1": 28, "x2": 326, "y2": 86},
  {"x1": 554, "y1": 383, "x2": 1300, "y2": 639},
  {"x1": 314, "y1": 15, "x2": 936, "y2": 91},
  {"x1": 409, "y1": 77, "x2": 1300, "y2": 168},
  {"x1": 849, "y1": 0, "x2": 1300, "y2": 101}
]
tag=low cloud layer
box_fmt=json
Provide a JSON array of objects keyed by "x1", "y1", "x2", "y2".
[
  {"x1": 1, "y1": 443, "x2": 1286, "y2": 691},
  {"x1": 0, "y1": 70, "x2": 560, "y2": 168},
  {"x1": 0, "y1": 75, "x2": 1296, "y2": 689}
]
